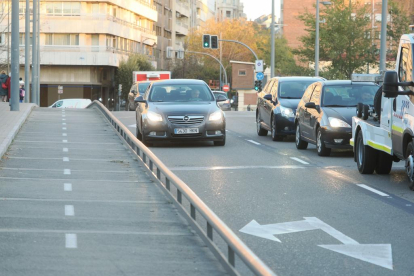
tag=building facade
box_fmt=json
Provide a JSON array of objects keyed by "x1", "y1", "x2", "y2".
[{"x1": 216, "y1": 0, "x2": 245, "y2": 21}]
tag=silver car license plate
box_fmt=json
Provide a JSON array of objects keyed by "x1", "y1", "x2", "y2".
[{"x1": 174, "y1": 128, "x2": 199, "y2": 134}]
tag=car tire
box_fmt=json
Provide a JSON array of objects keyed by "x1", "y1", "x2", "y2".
[
  {"x1": 356, "y1": 131, "x2": 376, "y2": 174},
  {"x1": 271, "y1": 118, "x2": 284, "y2": 141},
  {"x1": 295, "y1": 123, "x2": 308, "y2": 150},
  {"x1": 136, "y1": 123, "x2": 142, "y2": 140},
  {"x1": 214, "y1": 135, "x2": 226, "y2": 146},
  {"x1": 256, "y1": 115, "x2": 268, "y2": 136},
  {"x1": 405, "y1": 142, "x2": 414, "y2": 189},
  {"x1": 375, "y1": 151, "x2": 393, "y2": 174},
  {"x1": 316, "y1": 128, "x2": 331, "y2": 156}
]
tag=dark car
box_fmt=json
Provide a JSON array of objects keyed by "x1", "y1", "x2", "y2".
[
  {"x1": 212, "y1": 91, "x2": 231, "y2": 111},
  {"x1": 256, "y1": 77, "x2": 325, "y2": 141},
  {"x1": 127, "y1": 81, "x2": 152, "y2": 111},
  {"x1": 295, "y1": 80, "x2": 379, "y2": 156},
  {"x1": 134, "y1": 79, "x2": 227, "y2": 147}
]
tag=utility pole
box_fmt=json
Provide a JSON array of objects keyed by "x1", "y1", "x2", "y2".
[
  {"x1": 10, "y1": 0, "x2": 19, "y2": 111},
  {"x1": 37, "y1": 0, "x2": 40, "y2": 105},
  {"x1": 271, "y1": 0, "x2": 275, "y2": 78},
  {"x1": 31, "y1": 0, "x2": 38, "y2": 104},
  {"x1": 219, "y1": 32, "x2": 223, "y2": 90},
  {"x1": 24, "y1": 0, "x2": 30, "y2": 103},
  {"x1": 7, "y1": 0, "x2": 10, "y2": 74},
  {"x1": 379, "y1": 0, "x2": 387, "y2": 72}
]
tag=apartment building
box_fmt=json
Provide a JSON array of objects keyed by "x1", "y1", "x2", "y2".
[
  {"x1": 1, "y1": 0, "x2": 158, "y2": 107},
  {"x1": 216, "y1": 0, "x2": 245, "y2": 21}
]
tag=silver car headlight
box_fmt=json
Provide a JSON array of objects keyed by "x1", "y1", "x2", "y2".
[
  {"x1": 209, "y1": 111, "x2": 223, "y2": 121},
  {"x1": 147, "y1": 111, "x2": 163, "y2": 122},
  {"x1": 328, "y1": 117, "x2": 350, "y2": 128},
  {"x1": 280, "y1": 106, "x2": 295, "y2": 118}
]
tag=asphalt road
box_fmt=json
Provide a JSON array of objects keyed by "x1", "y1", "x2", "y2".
[{"x1": 114, "y1": 110, "x2": 414, "y2": 276}]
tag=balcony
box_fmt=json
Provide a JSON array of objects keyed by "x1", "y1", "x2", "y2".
[
  {"x1": 176, "y1": 1, "x2": 190, "y2": 18},
  {"x1": 175, "y1": 21, "x2": 189, "y2": 36}
]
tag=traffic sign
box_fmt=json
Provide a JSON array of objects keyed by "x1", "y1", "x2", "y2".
[
  {"x1": 58, "y1": 85, "x2": 63, "y2": 94},
  {"x1": 255, "y1": 60, "x2": 263, "y2": 72},
  {"x1": 256, "y1": 72, "x2": 264, "y2": 80},
  {"x1": 223, "y1": 85, "x2": 230, "y2": 92}
]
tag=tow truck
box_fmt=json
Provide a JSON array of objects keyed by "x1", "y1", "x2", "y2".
[{"x1": 351, "y1": 34, "x2": 414, "y2": 190}]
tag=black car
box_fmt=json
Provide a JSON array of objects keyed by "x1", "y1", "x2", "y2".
[
  {"x1": 256, "y1": 76, "x2": 325, "y2": 141},
  {"x1": 134, "y1": 79, "x2": 227, "y2": 146},
  {"x1": 295, "y1": 80, "x2": 379, "y2": 156}
]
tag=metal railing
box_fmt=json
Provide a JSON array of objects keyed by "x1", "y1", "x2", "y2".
[{"x1": 88, "y1": 100, "x2": 276, "y2": 276}]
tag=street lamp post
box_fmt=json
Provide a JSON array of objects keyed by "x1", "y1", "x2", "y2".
[
  {"x1": 315, "y1": 1, "x2": 331, "y2": 76},
  {"x1": 271, "y1": 0, "x2": 275, "y2": 78}
]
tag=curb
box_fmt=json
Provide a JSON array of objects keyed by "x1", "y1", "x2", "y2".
[{"x1": 0, "y1": 104, "x2": 36, "y2": 159}]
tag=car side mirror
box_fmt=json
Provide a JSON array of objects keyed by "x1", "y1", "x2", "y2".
[
  {"x1": 383, "y1": 71, "x2": 399, "y2": 98},
  {"x1": 216, "y1": 95, "x2": 227, "y2": 102},
  {"x1": 134, "y1": 95, "x2": 146, "y2": 103},
  {"x1": 263, "y1": 94, "x2": 272, "y2": 101},
  {"x1": 305, "y1": 102, "x2": 317, "y2": 109}
]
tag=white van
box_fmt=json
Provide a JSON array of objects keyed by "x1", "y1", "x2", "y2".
[{"x1": 49, "y1": 99, "x2": 92, "y2": 108}]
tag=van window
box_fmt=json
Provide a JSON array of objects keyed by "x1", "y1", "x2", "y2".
[{"x1": 56, "y1": 101, "x2": 63, "y2": 107}]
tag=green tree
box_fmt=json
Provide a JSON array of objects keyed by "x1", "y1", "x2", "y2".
[
  {"x1": 115, "y1": 54, "x2": 153, "y2": 107},
  {"x1": 294, "y1": 0, "x2": 375, "y2": 79},
  {"x1": 388, "y1": 0, "x2": 410, "y2": 59}
]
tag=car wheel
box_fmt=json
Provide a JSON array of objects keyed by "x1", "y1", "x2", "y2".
[
  {"x1": 214, "y1": 135, "x2": 226, "y2": 146},
  {"x1": 356, "y1": 131, "x2": 376, "y2": 174},
  {"x1": 271, "y1": 118, "x2": 284, "y2": 141},
  {"x1": 256, "y1": 115, "x2": 268, "y2": 136},
  {"x1": 375, "y1": 151, "x2": 393, "y2": 174},
  {"x1": 316, "y1": 128, "x2": 331, "y2": 156},
  {"x1": 295, "y1": 123, "x2": 308, "y2": 150},
  {"x1": 136, "y1": 123, "x2": 142, "y2": 140}
]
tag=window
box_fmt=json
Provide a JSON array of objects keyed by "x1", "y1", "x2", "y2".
[
  {"x1": 46, "y1": 2, "x2": 80, "y2": 16},
  {"x1": 91, "y1": 3, "x2": 99, "y2": 13},
  {"x1": 45, "y1": 34, "x2": 79, "y2": 45},
  {"x1": 226, "y1": 11, "x2": 231, "y2": 17},
  {"x1": 19, "y1": 33, "x2": 33, "y2": 46},
  {"x1": 156, "y1": 26, "x2": 162, "y2": 36},
  {"x1": 375, "y1": 31, "x2": 380, "y2": 40},
  {"x1": 238, "y1": 70, "x2": 246, "y2": 76},
  {"x1": 364, "y1": 31, "x2": 371, "y2": 39}
]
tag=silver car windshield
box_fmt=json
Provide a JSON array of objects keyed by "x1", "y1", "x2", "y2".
[{"x1": 148, "y1": 84, "x2": 215, "y2": 102}]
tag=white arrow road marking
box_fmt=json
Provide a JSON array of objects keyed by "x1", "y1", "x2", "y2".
[{"x1": 240, "y1": 217, "x2": 393, "y2": 270}]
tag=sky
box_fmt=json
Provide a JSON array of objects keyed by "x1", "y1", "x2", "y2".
[{"x1": 242, "y1": 0, "x2": 280, "y2": 21}]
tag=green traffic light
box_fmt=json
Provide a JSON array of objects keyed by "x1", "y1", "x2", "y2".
[{"x1": 204, "y1": 43, "x2": 208, "y2": 47}]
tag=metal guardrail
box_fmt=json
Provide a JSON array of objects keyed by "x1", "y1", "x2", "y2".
[{"x1": 88, "y1": 100, "x2": 277, "y2": 276}]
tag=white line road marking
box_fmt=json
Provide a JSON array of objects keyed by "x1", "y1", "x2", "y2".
[
  {"x1": 290, "y1": 157, "x2": 309, "y2": 165},
  {"x1": 65, "y1": 205, "x2": 75, "y2": 216},
  {"x1": 62, "y1": 140, "x2": 67, "y2": 143},
  {"x1": 62, "y1": 127, "x2": 67, "y2": 130},
  {"x1": 65, "y1": 234, "x2": 77, "y2": 248},
  {"x1": 62, "y1": 133, "x2": 67, "y2": 137},
  {"x1": 247, "y1": 140, "x2": 261, "y2": 145},
  {"x1": 64, "y1": 169, "x2": 71, "y2": 175},
  {"x1": 63, "y1": 157, "x2": 69, "y2": 162},
  {"x1": 62, "y1": 123, "x2": 66, "y2": 125},
  {"x1": 62, "y1": 115, "x2": 65, "y2": 117},
  {"x1": 170, "y1": 165, "x2": 305, "y2": 171},
  {"x1": 63, "y1": 148, "x2": 68, "y2": 152},
  {"x1": 64, "y1": 183, "x2": 72, "y2": 191},
  {"x1": 357, "y1": 184, "x2": 389, "y2": 197},
  {"x1": 62, "y1": 119, "x2": 66, "y2": 121},
  {"x1": 127, "y1": 124, "x2": 136, "y2": 128}
]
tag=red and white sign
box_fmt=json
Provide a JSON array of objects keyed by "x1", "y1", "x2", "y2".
[
  {"x1": 222, "y1": 85, "x2": 230, "y2": 92},
  {"x1": 133, "y1": 71, "x2": 171, "y2": 82}
]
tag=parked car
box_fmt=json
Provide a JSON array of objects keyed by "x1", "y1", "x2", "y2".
[
  {"x1": 49, "y1": 99, "x2": 91, "y2": 108},
  {"x1": 256, "y1": 76, "x2": 325, "y2": 141},
  {"x1": 127, "y1": 81, "x2": 152, "y2": 111},
  {"x1": 212, "y1": 91, "x2": 231, "y2": 111},
  {"x1": 134, "y1": 79, "x2": 227, "y2": 147},
  {"x1": 295, "y1": 80, "x2": 379, "y2": 156}
]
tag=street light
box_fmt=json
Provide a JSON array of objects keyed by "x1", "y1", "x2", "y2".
[{"x1": 315, "y1": 0, "x2": 331, "y2": 76}]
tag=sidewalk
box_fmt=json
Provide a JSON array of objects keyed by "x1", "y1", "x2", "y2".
[{"x1": 0, "y1": 102, "x2": 36, "y2": 159}]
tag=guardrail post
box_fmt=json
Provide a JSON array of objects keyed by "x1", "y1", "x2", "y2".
[
  {"x1": 166, "y1": 178, "x2": 170, "y2": 191},
  {"x1": 157, "y1": 168, "x2": 161, "y2": 179},
  {"x1": 136, "y1": 146, "x2": 140, "y2": 156},
  {"x1": 149, "y1": 160, "x2": 153, "y2": 171},
  {"x1": 207, "y1": 222, "x2": 213, "y2": 240},
  {"x1": 177, "y1": 189, "x2": 182, "y2": 204},
  {"x1": 143, "y1": 153, "x2": 146, "y2": 164},
  {"x1": 228, "y1": 246, "x2": 235, "y2": 267},
  {"x1": 191, "y1": 204, "x2": 196, "y2": 220}
]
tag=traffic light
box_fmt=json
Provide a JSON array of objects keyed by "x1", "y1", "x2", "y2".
[
  {"x1": 254, "y1": 80, "x2": 259, "y2": 91},
  {"x1": 258, "y1": 80, "x2": 262, "y2": 92},
  {"x1": 203, "y1": 34, "x2": 211, "y2": 48},
  {"x1": 211, "y1": 35, "x2": 218, "y2": 49}
]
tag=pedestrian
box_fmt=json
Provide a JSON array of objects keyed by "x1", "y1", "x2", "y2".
[
  {"x1": 0, "y1": 71, "x2": 9, "y2": 102},
  {"x1": 6, "y1": 73, "x2": 11, "y2": 102},
  {"x1": 19, "y1": 77, "x2": 24, "y2": 87},
  {"x1": 19, "y1": 85, "x2": 25, "y2": 103}
]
